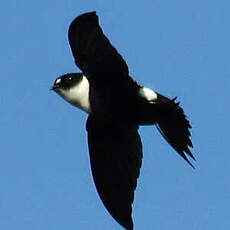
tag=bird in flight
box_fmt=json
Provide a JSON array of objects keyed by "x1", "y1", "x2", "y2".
[{"x1": 52, "y1": 11, "x2": 195, "y2": 230}]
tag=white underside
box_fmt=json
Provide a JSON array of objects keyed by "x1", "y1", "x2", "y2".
[{"x1": 57, "y1": 76, "x2": 91, "y2": 113}]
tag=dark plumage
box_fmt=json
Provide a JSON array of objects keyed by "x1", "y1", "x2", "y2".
[{"x1": 52, "y1": 11, "x2": 195, "y2": 230}]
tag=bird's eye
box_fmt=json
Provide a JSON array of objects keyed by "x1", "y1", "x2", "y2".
[{"x1": 69, "y1": 77, "x2": 72, "y2": 81}]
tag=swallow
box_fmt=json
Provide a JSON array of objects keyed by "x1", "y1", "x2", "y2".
[{"x1": 52, "y1": 11, "x2": 195, "y2": 230}]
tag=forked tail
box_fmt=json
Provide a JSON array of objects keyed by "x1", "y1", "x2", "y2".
[{"x1": 155, "y1": 95, "x2": 195, "y2": 168}]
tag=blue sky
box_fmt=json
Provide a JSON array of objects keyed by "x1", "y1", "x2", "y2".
[{"x1": 1, "y1": 0, "x2": 230, "y2": 229}]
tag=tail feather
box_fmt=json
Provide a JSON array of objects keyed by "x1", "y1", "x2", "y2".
[{"x1": 155, "y1": 96, "x2": 195, "y2": 168}]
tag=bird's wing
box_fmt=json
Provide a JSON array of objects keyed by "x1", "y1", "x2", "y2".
[
  {"x1": 86, "y1": 115, "x2": 143, "y2": 230},
  {"x1": 155, "y1": 96, "x2": 195, "y2": 168},
  {"x1": 68, "y1": 11, "x2": 129, "y2": 86}
]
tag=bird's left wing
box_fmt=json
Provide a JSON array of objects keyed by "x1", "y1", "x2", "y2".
[
  {"x1": 86, "y1": 116, "x2": 143, "y2": 230},
  {"x1": 68, "y1": 12, "x2": 129, "y2": 86}
]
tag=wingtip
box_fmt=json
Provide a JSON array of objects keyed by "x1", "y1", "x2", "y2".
[
  {"x1": 122, "y1": 219, "x2": 133, "y2": 230},
  {"x1": 70, "y1": 11, "x2": 98, "y2": 25},
  {"x1": 78, "y1": 11, "x2": 97, "y2": 17},
  {"x1": 68, "y1": 11, "x2": 99, "y2": 40}
]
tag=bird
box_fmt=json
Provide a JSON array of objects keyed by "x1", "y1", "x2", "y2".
[{"x1": 52, "y1": 11, "x2": 195, "y2": 230}]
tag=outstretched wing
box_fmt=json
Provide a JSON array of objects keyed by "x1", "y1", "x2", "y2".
[
  {"x1": 86, "y1": 116, "x2": 143, "y2": 230},
  {"x1": 155, "y1": 96, "x2": 195, "y2": 168},
  {"x1": 68, "y1": 11, "x2": 129, "y2": 87}
]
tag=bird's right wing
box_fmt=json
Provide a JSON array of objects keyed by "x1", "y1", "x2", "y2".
[
  {"x1": 68, "y1": 12, "x2": 129, "y2": 87},
  {"x1": 86, "y1": 115, "x2": 143, "y2": 230}
]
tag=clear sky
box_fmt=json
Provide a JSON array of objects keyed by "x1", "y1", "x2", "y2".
[{"x1": 1, "y1": 0, "x2": 230, "y2": 229}]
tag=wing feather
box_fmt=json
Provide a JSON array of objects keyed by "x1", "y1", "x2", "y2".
[
  {"x1": 68, "y1": 11, "x2": 129, "y2": 86},
  {"x1": 86, "y1": 116, "x2": 142, "y2": 230}
]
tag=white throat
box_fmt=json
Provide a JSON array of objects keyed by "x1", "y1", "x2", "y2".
[{"x1": 57, "y1": 76, "x2": 91, "y2": 113}]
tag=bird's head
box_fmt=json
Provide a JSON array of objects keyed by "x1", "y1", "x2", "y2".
[{"x1": 52, "y1": 73, "x2": 91, "y2": 113}]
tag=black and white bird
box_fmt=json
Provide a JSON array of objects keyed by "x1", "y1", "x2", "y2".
[{"x1": 52, "y1": 12, "x2": 195, "y2": 230}]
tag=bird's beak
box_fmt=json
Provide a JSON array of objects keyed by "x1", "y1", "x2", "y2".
[{"x1": 50, "y1": 84, "x2": 59, "y2": 91}]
